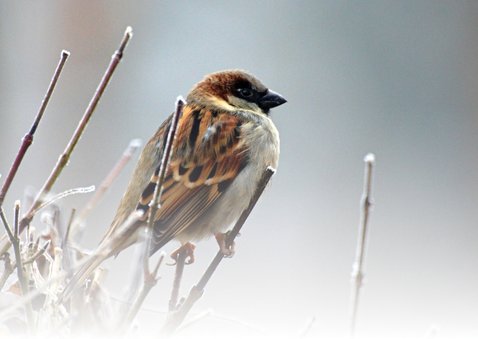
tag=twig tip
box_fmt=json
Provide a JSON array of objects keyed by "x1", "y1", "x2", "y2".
[
  {"x1": 61, "y1": 50, "x2": 71, "y2": 57},
  {"x1": 363, "y1": 153, "x2": 375, "y2": 164},
  {"x1": 125, "y1": 26, "x2": 133, "y2": 37},
  {"x1": 176, "y1": 96, "x2": 186, "y2": 107},
  {"x1": 117, "y1": 26, "x2": 133, "y2": 54},
  {"x1": 129, "y1": 138, "x2": 142, "y2": 149}
]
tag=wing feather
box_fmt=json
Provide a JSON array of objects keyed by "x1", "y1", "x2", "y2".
[{"x1": 133, "y1": 104, "x2": 249, "y2": 254}]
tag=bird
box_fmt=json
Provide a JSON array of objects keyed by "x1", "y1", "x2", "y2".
[{"x1": 62, "y1": 69, "x2": 286, "y2": 298}]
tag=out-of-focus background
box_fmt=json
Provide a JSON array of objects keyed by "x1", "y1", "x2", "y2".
[{"x1": 1, "y1": 1, "x2": 478, "y2": 338}]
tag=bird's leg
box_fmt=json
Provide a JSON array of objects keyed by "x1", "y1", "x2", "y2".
[
  {"x1": 215, "y1": 232, "x2": 235, "y2": 258},
  {"x1": 170, "y1": 242, "x2": 196, "y2": 265}
]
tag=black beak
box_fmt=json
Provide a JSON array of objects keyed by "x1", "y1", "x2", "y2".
[{"x1": 258, "y1": 89, "x2": 287, "y2": 111}]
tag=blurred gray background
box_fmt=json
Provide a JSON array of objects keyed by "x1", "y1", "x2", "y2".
[{"x1": 1, "y1": 1, "x2": 478, "y2": 338}]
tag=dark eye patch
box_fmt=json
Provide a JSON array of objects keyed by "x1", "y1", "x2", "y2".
[
  {"x1": 234, "y1": 80, "x2": 259, "y2": 102},
  {"x1": 237, "y1": 87, "x2": 254, "y2": 98}
]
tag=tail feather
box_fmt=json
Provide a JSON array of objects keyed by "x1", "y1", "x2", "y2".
[{"x1": 59, "y1": 252, "x2": 110, "y2": 302}]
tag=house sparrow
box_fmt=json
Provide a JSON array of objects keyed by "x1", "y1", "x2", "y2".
[{"x1": 63, "y1": 70, "x2": 285, "y2": 297}]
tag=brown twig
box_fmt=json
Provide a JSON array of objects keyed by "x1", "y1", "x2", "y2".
[
  {"x1": 0, "y1": 50, "x2": 69, "y2": 207},
  {"x1": 146, "y1": 97, "x2": 184, "y2": 230},
  {"x1": 349, "y1": 153, "x2": 375, "y2": 338},
  {"x1": 19, "y1": 26, "x2": 133, "y2": 234},
  {"x1": 161, "y1": 166, "x2": 276, "y2": 335},
  {"x1": 75, "y1": 139, "x2": 142, "y2": 225}
]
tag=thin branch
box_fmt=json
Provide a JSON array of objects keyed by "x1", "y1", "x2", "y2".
[
  {"x1": 75, "y1": 139, "x2": 142, "y2": 225},
  {"x1": 29, "y1": 185, "x2": 95, "y2": 217},
  {"x1": 0, "y1": 50, "x2": 69, "y2": 207},
  {"x1": 19, "y1": 27, "x2": 133, "y2": 234},
  {"x1": 349, "y1": 153, "x2": 376, "y2": 338},
  {"x1": 161, "y1": 166, "x2": 276, "y2": 335},
  {"x1": 147, "y1": 97, "x2": 184, "y2": 230},
  {"x1": 122, "y1": 252, "x2": 165, "y2": 329},
  {"x1": 23, "y1": 240, "x2": 51, "y2": 265},
  {"x1": 0, "y1": 204, "x2": 35, "y2": 330},
  {"x1": 168, "y1": 248, "x2": 188, "y2": 312}
]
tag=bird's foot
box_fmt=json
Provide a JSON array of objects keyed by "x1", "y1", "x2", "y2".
[
  {"x1": 170, "y1": 242, "x2": 196, "y2": 265},
  {"x1": 215, "y1": 232, "x2": 235, "y2": 258}
]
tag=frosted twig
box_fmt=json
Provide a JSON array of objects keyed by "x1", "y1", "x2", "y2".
[
  {"x1": 23, "y1": 240, "x2": 51, "y2": 265},
  {"x1": 161, "y1": 166, "x2": 276, "y2": 335},
  {"x1": 29, "y1": 185, "x2": 95, "y2": 217},
  {"x1": 349, "y1": 153, "x2": 375, "y2": 338},
  {"x1": 19, "y1": 27, "x2": 133, "y2": 234},
  {"x1": 0, "y1": 50, "x2": 69, "y2": 207},
  {"x1": 0, "y1": 203, "x2": 35, "y2": 331}
]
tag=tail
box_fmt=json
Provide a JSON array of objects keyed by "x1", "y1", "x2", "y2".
[
  {"x1": 60, "y1": 214, "x2": 144, "y2": 302},
  {"x1": 59, "y1": 250, "x2": 111, "y2": 302}
]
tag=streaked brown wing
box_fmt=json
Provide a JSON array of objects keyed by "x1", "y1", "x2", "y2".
[{"x1": 137, "y1": 104, "x2": 249, "y2": 254}]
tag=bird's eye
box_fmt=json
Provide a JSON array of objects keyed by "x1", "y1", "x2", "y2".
[{"x1": 237, "y1": 87, "x2": 254, "y2": 99}]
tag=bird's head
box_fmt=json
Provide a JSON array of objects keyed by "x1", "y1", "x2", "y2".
[{"x1": 187, "y1": 70, "x2": 286, "y2": 115}]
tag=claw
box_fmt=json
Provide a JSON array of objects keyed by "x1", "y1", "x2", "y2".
[
  {"x1": 215, "y1": 232, "x2": 235, "y2": 258},
  {"x1": 169, "y1": 242, "x2": 196, "y2": 265}
]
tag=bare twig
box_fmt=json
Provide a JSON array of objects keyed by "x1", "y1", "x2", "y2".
[
  {"x1": 161, "y1": 166, "x2": 276, "y2": 335},
  {"x1": 0, "y1": 204, "x2": 35, "y2": 330},
  {"x1": 147, "y1": 97, "x2": 184, "y2": 230},
  {"x1": 75, "y1": 139, "x2": 142, "y2": 225},
  {"x1": 349, "y1": 153, "x2": 375, "y2": 338},
  {"x1": 0, "y1": 50, "x2": 69, "y2": 207},
  {"x1": 121, "y1": 252, "x2": 165, "y2": 329},
  {"x1": 19, "y1": 27, "x2": 133, "y2": 234},
  {"x1": 23, "y1": 240, "x2": 51, "y2": 265},
  {"x1": 168, "y1": 248, "x2": 188, "y2": 312},
  {"x1": 29, "y1": 185, "x2": 95, "y2": 217}
]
